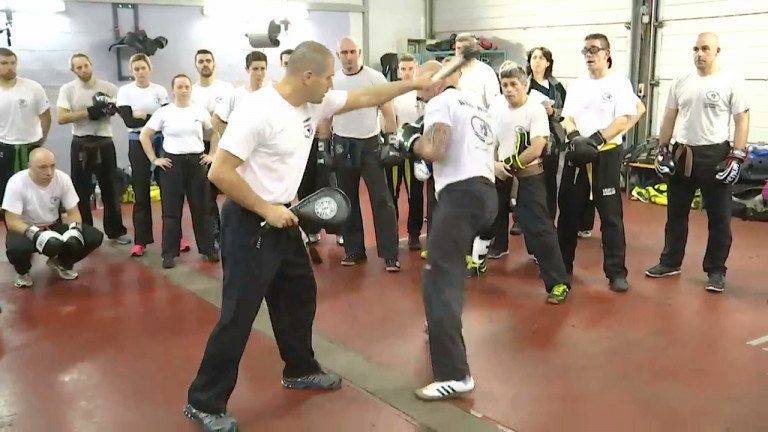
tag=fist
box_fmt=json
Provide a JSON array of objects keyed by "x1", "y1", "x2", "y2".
[{"x1": 265, "y1": 205, "x2": 298, "y2": 228}]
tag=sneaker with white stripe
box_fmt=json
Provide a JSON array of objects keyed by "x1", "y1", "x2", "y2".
[{"x1": 415, "y1": 376, "x2": 475, "y2": 401}]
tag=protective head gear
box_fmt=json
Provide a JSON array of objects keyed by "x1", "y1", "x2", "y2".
[
  {"x1": 413, "y1": 159, "x2": 433, "y2": 181},
  {"x1": 25, "y1": 226, "x2": 64, "y2": 258},
  {"x1": 291, "y1": 187, "x2": 351, "y2": 233},
  {"x1": 566, "y1": 136, "x2": 599, "y2": 165},
  {"x1": 654, "y1": 144, "x2": 676, "y2": 179},
  {"x1": 715, "y1": 147, "x2": 747, "y2": 185},
  {"x1": 379, "y1": 132, "x2": 406, "y2": 166}
]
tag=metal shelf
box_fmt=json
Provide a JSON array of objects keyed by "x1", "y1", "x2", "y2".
[{"x1": 411, "y1": 50, "x2": 507, "y2": 69}]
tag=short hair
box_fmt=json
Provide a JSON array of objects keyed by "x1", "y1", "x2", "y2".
[
  {"x1": 455, "y1": 32, "x2": 476, "y2": 44},
  {"x1": 195, "y1": 49, "x2": 214, "y2": 62},
  {"x1": 129, "y1": 53, "x2": 152, "y2": 70},
  {"x1": 280, "y1": 49, "x2": 294, "y2": 58},
  {"x1": 285, "y1": 41, "x2": 333, "y2": 76},
  {"x1": 0, "y1": 48, "x2": 16, "y2": 59},
  {"x1": 69, "y1": 52, "x2": 91, "y2": 70},
  {"x1": 585, "y1": 33, "x2": 613, "y2": 68},
  {"x1": 526, "y1": 47, "x2": 553, "y2": 78},
  {"x1": 245, "y1": 50, "x2": 267, "y2": 67},
  {"x1": 399, "y1": 53, "x2": 416, "y2": 63},
  {"x1": 171, "y1": 73, "x2": 191, "y2": 88},
  {"x1": 498, "y1": 61, "x2": 528, "y2": 82}
]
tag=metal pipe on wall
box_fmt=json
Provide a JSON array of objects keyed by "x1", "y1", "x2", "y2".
[
  {"x1": 627, "y1": 0, "x2": 644, "y2": 148},
  {"x1": 644, "y1": 0, "x2": 660, "y2": 138},
  {"x1": 424, "y1": 0, "x2": 433, "y2": 39},
  {"x1": 362, "y1": 0, "x2": 370, "y2": 65}
]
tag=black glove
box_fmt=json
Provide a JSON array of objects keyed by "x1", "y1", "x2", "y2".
[
  {"x1": 654, "y1": 144, "x2": 676, "y2": 179},
  {"x1": 316, "y1": 137, "x2": 334, "y2": 170},
  {"x1": 87, "y1": 105, "x2": 106, "y2": 120},
  {"x1": 61, "y1": 222, "x2": 85, "y2": 256},
  {"x1": 715, "y1": 147, "x2": 747, "y2": 185},
  {"x1": 379, "y1": 132, "x2": 406, "y2": 166},
  {"x1": 399, "y1": 117, "x2": 424, "y2": 156},
  {"x1": 88, "y1": 92, "x2": 115, "y2": 120},
  {"x1": 25, "y1": 226, "x2": 64, "y2": 258}
]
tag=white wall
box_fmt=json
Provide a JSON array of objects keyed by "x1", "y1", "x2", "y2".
[
  {"x1": 652, "y1": 0, "x2": 768, "y2": 142},
  {"x1": 433, "y1": 0, "x2": 634, "y2": 87},
  {"x1": 367, "y1": 0, "x2": 426, "y2": 68}
]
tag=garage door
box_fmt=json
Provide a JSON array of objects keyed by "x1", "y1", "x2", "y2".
[
  {"x1": 653, "y1": 0, "x2": 768, "y2": 142},
  {"x1": 432, "y1": 0, "x2": 634, "y2": 86}
]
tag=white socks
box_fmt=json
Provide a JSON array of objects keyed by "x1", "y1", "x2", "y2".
[{"x1": 471, "y1": 237, "x2": 491, "y2": 262}]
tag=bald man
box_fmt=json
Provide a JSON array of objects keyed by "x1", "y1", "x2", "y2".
[
  {"x1": 327, "y1": 36, "x2": 401, "y2": 271},
  {"x1": 406, "y1": 59, "x2": 497, "y2": 401},
  {"x1": 646, "y1": 32, "x2": 750, "y2": 293},
  {"x1": 2, "y1": 148, "x2": 104, "y2": 288},
  {"x1": 183, "y1": 40, "x2": 438, "y2": 431}
]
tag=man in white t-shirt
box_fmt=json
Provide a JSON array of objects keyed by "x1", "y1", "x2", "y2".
[
  {"x1": 385, "y1": 53, "x2": 426, "y2": 250},
  {"x1": 0, "y1": 48, "x2": 51, "y2": 211},
  {"x1": 328, "y1": 36, "x2": 401, "y2": 271},
  {"x1": 455, "y1": 33, "x2": 501, "y2": 109},
  {"x1": 212, "y1": 50, "x2": 268, "y2": 133},
  {"x1": 645, "y1": 32, "x2": 750, "y2": 293},
  {"x1": 558, "y1": 33, "x2": 644, "y2": 293},
  {"x1": 191, "y1": 49, "x2": 235, "y2": 249},
  {"x1": 481, "y1": 63, "x2": 571, "y2": 304},
  {"x1": 56, "y1": 52, "x2": 130, "y2": 245},
  {"x1": 183, "y1": 40, "x2": 439, "y2": 430},
  {"x1": 2, "y1": 148, "x2": 104, "y2": 288},
  {"x1": 399, "y1": 59, "x2": 497, "y2": 402}
]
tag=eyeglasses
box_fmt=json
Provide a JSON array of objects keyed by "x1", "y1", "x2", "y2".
[{"x1": 580, "y1": 46, "x2": 606, "y2": 55}]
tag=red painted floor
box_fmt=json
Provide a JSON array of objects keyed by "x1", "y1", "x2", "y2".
[{"x1": 1, "y1": 185, "x2": 767, "y2": 432}]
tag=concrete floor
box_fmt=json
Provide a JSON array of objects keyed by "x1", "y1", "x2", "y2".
[{"x1": 1, "y1": 190, "x2": 767, "y2": 432}]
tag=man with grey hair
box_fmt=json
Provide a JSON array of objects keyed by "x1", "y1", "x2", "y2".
[
  {"x1": 183, "y1": 40, "x2": 439, "y2": 431},
  {"x1": 328, "y1": 36, "x2": 401, "y2": 271}
]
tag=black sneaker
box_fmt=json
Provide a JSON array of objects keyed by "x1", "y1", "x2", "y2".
[
  {"x1": 341, "y1": 254, "x2": 366, "y2": 266},
  {"x1": 162, "y1": 257, "x2": 176, "y2": 269},
  {"x1": 407, "y1": 235, "x2": 421, "y2": 250},
  {"x1": 183, "y1": 404, "x2": 238, "y2": 432},
  {"x1": 385, "y1": 259, "x2": 401, "y2": 272},
  {"x1": 705, "y1": 273, "x2": 725, "y2": 293},
  {"x1": 282, "y1": 371, "x2": 342, "y2": 390},
  {"x1": 509, "y1": 222, "x2": 522, "y2": 236},
  {"x1": 645, "y1": 264, "x2": 681, "y2": 278},
  {"x1": 609, "y1": 277, "x2": 630, "y2": 292}
]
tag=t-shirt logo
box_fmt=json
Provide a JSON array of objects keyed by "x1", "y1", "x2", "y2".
[
  {"x1": 470, "y1": 115, "x2": 494, "y2": 147},
  {"x1": 303, "y1": 118, "x2": 313, "y2": 139},
  {"x1": 18, "y1": 98, "x2": 28, "y2": 107},
  {"x1": 602, "y1": 93, "x2": 614, "y2": 103},
  {"x1": 703, "y1": 91, "x2": 721, "y2": 109}
]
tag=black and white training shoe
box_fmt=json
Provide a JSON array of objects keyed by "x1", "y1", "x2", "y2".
[
  {"x1": 183, "y1": 404, "x2": 238, "y2": 432},
  {"x1": 415, "y1": 376, "x2": 475, "y2": 401}
]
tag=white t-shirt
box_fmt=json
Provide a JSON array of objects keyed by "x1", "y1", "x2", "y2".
[
  {"x1": 192, "y1": 80, "x2": 235, "y2": 141},
  {"x1": 116, "y1": 82, "x2": 169, "y2": 132},
  {"x1": 214, "y1": 86, "x2": 252, "y2": 123},
  {"x1": 217, "y1": 86, "x2": 349, "y2": 204},
  {"x1": 562, "y1": 72, "x2": 638, "y2": 143},
  {"x1": 666, "y1": 69, "x2": 750, "y2": 146},
  {"x1": 1, "y1": 169, "x2": 79, "y2": 226},
  {"x1": 393, "y1": 90, "x2": 421, "y2": 126},
  {"x1": 56, "y1": 79, "x2": 118, "y2": 137},
  {"x1": 331, "y1": 66, "x2": 388, "y2": 138},
  {"x1": 0, "y1": 78, "x2": 50, "y2": 145},
  {"x1": 458, "y1": 60, "x2": 501, "y2": 109},
  {"x1": 489, "y1": 95, "x2": 551, "y2": 162},
  {"x1": 145, "y1": 104, "x2": 212, "y2": 155},
  {"x1": 424, "y1": 88, "x2": 496, "y2": 195}
]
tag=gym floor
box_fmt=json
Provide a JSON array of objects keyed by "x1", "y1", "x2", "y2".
[{"x1": 1, "y1": 190, "x2": 766, "y2": 432}]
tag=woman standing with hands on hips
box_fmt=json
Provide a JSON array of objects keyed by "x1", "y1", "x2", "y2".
[{"x1": 139, "y1": 74, "x2": 219, "y2": 269}]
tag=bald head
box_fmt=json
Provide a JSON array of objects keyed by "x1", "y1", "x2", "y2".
[
  {"x1": 697, "y1": 32, "x2": 720, "y2": 47},
  {"x1": 337, "y1": 36, "x2": 360, "y2": 52},
  {"x1": 286, "y1": 40, "x2": 334, "y2": 77},
  {"x1": 419, "y1": 60, "x2": 443, "y2": 76},
  {"x1": 693, "y1": 32, "x2": 720, "y2": 72},
  {"x1": 337, "y1": 36, "x2": 362, "y2": 73},
  {"x1": 29, "y1": 147, "x2": 55, "y2": 166}
]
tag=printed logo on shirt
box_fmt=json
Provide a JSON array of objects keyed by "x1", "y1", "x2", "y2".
[
  {"x1": 602, "y1": 92, "x2": 614, "y2": 103},
  {"x1": 49, "y1": 196, "x2": 60, "y2": 212},
  {"x1": 704, "y1": 91, "x2": 721, "y2": 109},
  {"x1": 303, "y1": 117, "x2": 313, "y2": 139},
  {"x1": 18, "y1": 98, "x2": 28, "y2": 107},
  {"x1": 470, "y1": 115, "x2": 495, "y2": 147}
]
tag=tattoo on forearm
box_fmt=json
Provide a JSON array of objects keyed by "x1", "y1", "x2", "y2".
[{"x1": 422, "y1": 123, "x2": 451, "y2": 156}]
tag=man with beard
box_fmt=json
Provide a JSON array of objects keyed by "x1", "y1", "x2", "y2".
[
  {"x1": 56, "y1": 53, "x2": 130, "y2": 244},
  {"x1": 191, "y1": 49, "x2": 234, "y2": 251},
  {"x1": 0, "y1": 48, "x2": 51, "y2": 218}
]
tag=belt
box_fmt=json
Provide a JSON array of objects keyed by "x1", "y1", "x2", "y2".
[{"x1": 500, "y1": 155, "x2": 544, "y2": 178}]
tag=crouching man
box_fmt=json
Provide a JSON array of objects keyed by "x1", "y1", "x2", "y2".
[{"x1": 2, "y1": 148, "x2": 104, "y2": 287}]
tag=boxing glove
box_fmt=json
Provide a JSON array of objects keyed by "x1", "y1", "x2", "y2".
[
  {"x1": 399, "y1": 120, "x2": 424, "y2": 155},
  {"x1": 566, "y1": 136, "x2": 599, "y2": 165},
  {"x1": 414, "y1": 159, "x2": 433, "y2": 181},
  {"x1": 654, "y1": 144, "x2": 676, "y2": 179},
  {"x1": 62, "y1": 222, "x2": 85, "y2": 256},
  {"x1": 25, "y1": 226, "x2": 65, "y2": 258},
  {"x1": 715, "y1": 147, "x2": 747, "y2": 185},
  {"x1": 316, "y1": 137, "x2": 335, "y2": 170},
  {"x1": 379, "y1": 132, "x2": 406, "y2": 166}
]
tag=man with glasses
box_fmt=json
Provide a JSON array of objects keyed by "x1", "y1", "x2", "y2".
[{"x1": 557, "y1": 33, "x2": 645, "y2": 293}]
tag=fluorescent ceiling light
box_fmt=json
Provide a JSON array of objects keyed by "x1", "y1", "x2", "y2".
[{"x1": 1, "y1": 0, "x2": 65, "y2": 12}]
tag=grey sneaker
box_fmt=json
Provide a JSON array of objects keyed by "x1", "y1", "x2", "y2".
[
  {"x1": 645, "y1": 264, "x2": 681, "y2": 278},
  {"x1": 110, "y1": 235, "x2": 132, "y2": 245},
  {"x1": 183, "y1": 404, "x2": 238, "y2": 432},
  {"x1": 46, "y1": 259, "x2": 78, "y2": 280},
  {"x1": 609, "y1": 277, "x2": 629, "y2": 292},
  {"x1": 14, "y1": 273, "x2": 33, "y2": 288},
  {"x1": 281, "y1": 371, "x2": 342, "y2": 390},
  {"x1": 705, "y1": 273, "x2": 725, "y2": 293}
]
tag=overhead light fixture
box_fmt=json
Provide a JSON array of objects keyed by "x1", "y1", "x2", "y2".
[{"x1": 0, "y1": 0, "x2": 65, "y2": 13}]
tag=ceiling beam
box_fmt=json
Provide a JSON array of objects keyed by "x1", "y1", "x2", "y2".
[{"x1": 65, "y1": 0, "x2": 364, "y2": 12}]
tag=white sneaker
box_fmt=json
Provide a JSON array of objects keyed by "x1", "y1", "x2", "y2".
[
  {"x1": 307, "y1": 233, "x2": 320, "y2": 244},
  {"x1": 14, "y1": 273, "x2": 33, "y2": 288},
  {"x1": 578, "y1": 230, "x2": 592, "y2": 238},
  {"x1": 336, "y1": 235, "x2": 344, "y2": 246},
  {"x1": 47, "y1": 259, "x2": 78, "y2": 280},
  {"x1": 415, "y1": 376, "x2": 475, "y2": 401}
]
